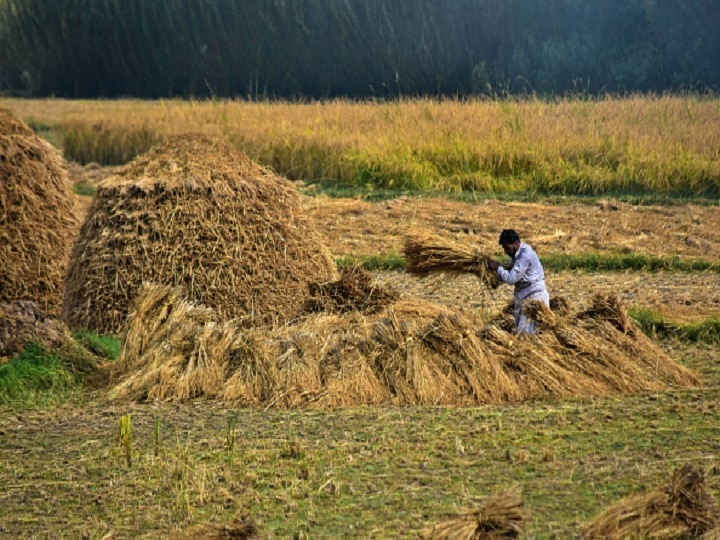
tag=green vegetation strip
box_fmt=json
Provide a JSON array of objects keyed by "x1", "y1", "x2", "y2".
[
  {"x1": 630, "y1": 310, "x2": 720, "y2": 344},
  {"x1": 304, "y1": 184, "x2": 720, "y2": 207},
  {"x1": 336, "y1": 253, "x2": 720, "y2": 273},
  {"x1": 0, "y1": 343, "x2": 80, "y2": 407}
]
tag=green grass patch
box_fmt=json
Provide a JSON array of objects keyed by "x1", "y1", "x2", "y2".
[
  {"x1": 542, "y1": 253, "x2": 719, "y2": 273},
  {"x1": 335, "y1": 253, "x2": 406, "y2": 271},
  {"x1": 337, "y1": 252, "x2": 718, "y2": 274},
  {"x1": 302, "y1": 182, "x2": 720, "y2": 206},
  {"x1": 72, "y1": 183, "x2": 97, "y2": 197},
  {"x1": 0, "y1": 343, "x2": 80, "y2": 407},
  {"x1": 630, "y1": 309, "x2": 720, "y2": 344},
  {"x1": 72, "y1": 329, "x2": 120, "y2": 360}
]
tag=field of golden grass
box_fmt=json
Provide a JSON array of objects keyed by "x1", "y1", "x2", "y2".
[{"x1": 3, "y1": 96, "x2": 720, "y2": 195}]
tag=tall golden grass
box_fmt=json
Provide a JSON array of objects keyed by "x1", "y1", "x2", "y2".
[{"x1": 2, "y1": 96, "x2": 719, "y2": 195}]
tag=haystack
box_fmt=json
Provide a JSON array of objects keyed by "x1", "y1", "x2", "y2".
[
  {"x1": 62, "y1": 134, "x2": 337, "y2": 334},
  {"x1": 403, "y1": 230, "x2": 500, "y2": 289},
  {"x1": 581, "y1": 465, "x2": 719, "y2": 539},
  {"x1": 0, "y1": 109, "x2": 78, "y2": 316},
  {"x1": 421, "y1": 487, "x2": 526, "y2": 539},
  {"x1": 108, "y1": 282, "x2": 700, "y2": 407}
]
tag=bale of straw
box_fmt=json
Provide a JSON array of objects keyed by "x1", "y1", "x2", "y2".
[
  {"x1": 581, "y1": 464, "x2": 720, "y2": 539},
  {"x1": 421, "y1": 487, "x2": 526, "y2": 539},
  {"x1": 62, "y1": 134, "x2": 337, "y2": 334},
  {"x1": 403, "y1": 230, "x2": 500, "y2": 289},
  {"x1": 0, "y1": 112, "x2": 78, "y2": 316},
  {"x1": 108, "y1": 282, "x2": 240, "y2": 401},
  {"x1": 175, "y1": 514, "x2": 260, "y2": 539},
  {"x1": 302, "y1": 265, "x2": 399, "y2": 315}
]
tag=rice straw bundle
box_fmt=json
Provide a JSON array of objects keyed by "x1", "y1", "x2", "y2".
[
  {"x1": 421, "y1": 486, "x2": 526, "y2": 539},
  {"x1": 581, "y1": 464, "x2": 719, "y2": 539},
  {"x1": 403, "y1": 230, "x2": 500, "y2": 289}
]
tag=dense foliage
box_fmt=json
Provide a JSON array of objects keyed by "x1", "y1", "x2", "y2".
[{"x1": 0, "y1": 0, "x2": 718, "y2": 98}]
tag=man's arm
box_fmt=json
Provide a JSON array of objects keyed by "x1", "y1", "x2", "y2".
[{"x1": 496, "y1": 251, "x2": 531, "y2": 285}]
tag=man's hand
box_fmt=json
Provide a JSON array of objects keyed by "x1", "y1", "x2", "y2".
[{"x1": 486, "y1": 258, "x2": 500, "y2": 271}]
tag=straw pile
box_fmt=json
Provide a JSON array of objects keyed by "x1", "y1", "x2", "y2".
[
  {"x1": 107, "y1": 282, "x2": 701, "y2": 407},
  {"x1": 0, "y1": 108, "x2": 78, "y2": 316},
  {"x1": 62, "y1": 134, "x2": 337, "y2": 334},
  {"x1": 581, "y1": 465, "x2": 719, "y2": 539},
  {"x1": 403, "y1": 230, "x2": 501, "y2": 289},
  {"x1": 302, "y1": 265, "x2": 399, "y2": 315},
  {"x1": 175, "y1": 514, "x2": 260, "y2": 540},
  {"x1": 421, "y1": 487, "x2": 526, "y2": 539}
]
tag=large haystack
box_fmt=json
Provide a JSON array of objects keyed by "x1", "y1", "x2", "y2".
[
  {"x1": 0, "y1": 109, "x2": 78, "y2": 316},
  {"x1": 62, "y1": 134, "x2": 337, "y2": 334},
  {"x1": 581, "y1": 465, "x2": 719, "y2": 539},
  {"x1": 107, "y1": 283, "x2": 701, "y2": 407}
]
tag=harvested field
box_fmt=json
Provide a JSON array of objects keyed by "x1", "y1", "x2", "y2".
[{"x1": 1, "y1": 156, "x2": 718, "y2": 539}]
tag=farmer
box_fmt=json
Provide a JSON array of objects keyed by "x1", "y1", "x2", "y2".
[{"x1": 486, "y1": 229, "x2": 549, "y2": 334}]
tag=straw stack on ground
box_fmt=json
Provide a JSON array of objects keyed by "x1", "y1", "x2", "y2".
[
  {"x1": 62, "y1": 134, "x2": 337, "y2": 334},
  {"x1": 421, "y1": 487, "x2": 526, "y2": 539},
  {"x1": 403, "y1": 230, "x2": 501, "y2": 289},
  {"x1": 0, "y1": 108, "x2": 78, "y2": 316},
  {"x1": 107, "y1": 279, "x2": 701, "y2": 407},
  {"x1": 301, "y1": 265, "x2": 399, "y2": 315},
  {"x1": 581, "y1": 465, "x2": 719, "y2": 539},
  {"x1": 175, "y1": 514, "x2": 260, "y2": 540}
]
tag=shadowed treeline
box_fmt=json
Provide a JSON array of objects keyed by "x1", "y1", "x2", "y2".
[{"x1": 0, "y1": 0, "x2": 718, "y2": 98}]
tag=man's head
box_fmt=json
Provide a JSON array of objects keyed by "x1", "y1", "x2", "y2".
[{"x1": 498, "y1": 229, "x2": 521, "y2": 257}]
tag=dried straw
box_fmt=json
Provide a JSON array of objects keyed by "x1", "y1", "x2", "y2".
[
  {"x1": 302, "y1": 265, "x2": 399, "y2": 315},
  {"x1": 403, "y1": 230, "x2": 500, "y2": 289},
  {"x1": 62, "y1": 134, "x2": 337, "y2": 334},
  {"x1": 174, "y1": 514, "x2": 260, "y2": 539},
  {"x1": 107, "y1": 284, "x2": 701, "y2": 407},
  {"x1": 581, "y1": 464, "x2": 719, "y2": 539},
  {"x1": 421, "y1": 487, "x2": 526, "y2": 539},
  {"x1": 0, "y1": 110, "x2": 78, "y2": 316}
]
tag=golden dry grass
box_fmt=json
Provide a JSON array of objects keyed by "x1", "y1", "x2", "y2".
[
  {"x1": 0, "y1": 108, "x2": 78, "y2": 316},
  {"x1": 581, "y1": 464, "x2": 719, "y2": 539},
  {"x1": 2, "y1": 96, "x2": 719, "y2": 194}
]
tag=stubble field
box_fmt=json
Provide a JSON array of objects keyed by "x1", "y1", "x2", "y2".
[{"x1": 1, "y1": 173, "x2": 718, "y2": 539}]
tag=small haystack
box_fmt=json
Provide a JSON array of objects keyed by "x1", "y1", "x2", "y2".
[
  {"x1": 403, "y1": 230, "x2": 500, "y2": 289},
  {"x1": 175, "y1": 514, "x2": 260, "y2": 540},
  {"x1": 62, "y1": 134, "x2": 337, "y2": 334},
  {"x1": 302, "y1": 265, "x2": 399, "y2": 315},
  {"x1": 108, "y1": 283, "x2": 700, "y2": 407},
  {"x1": 581, "y1": 465, "x2": 719, "y2": 539},
  {"x1": 0, "y1": 109, "x2": 78, "y2": 316},
  {"x1": 421, "y1": 487, "x2": 526, "y2": 539}
]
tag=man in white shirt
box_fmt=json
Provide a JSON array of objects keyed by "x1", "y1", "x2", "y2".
[{"x1": 486, "y1": 229, "x2": 550, "y2": 334}]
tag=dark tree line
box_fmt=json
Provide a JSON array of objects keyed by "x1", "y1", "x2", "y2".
[{"x1": 0, "y1": 0, "x2": 718, "y2": 99}]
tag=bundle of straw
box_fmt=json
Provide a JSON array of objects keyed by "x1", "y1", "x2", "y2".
[
  {"x1": 421, "y1": 486, "x2": 526, "y2": 539},
  {"x1": 581, "y1": 464, "x2": 719, "y2": 539},
  {"x1": 403, "y1": 231, "x2": 501, "y2": 289}
]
